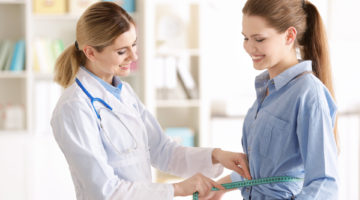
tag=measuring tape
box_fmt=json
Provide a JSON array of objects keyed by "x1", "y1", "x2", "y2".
[{"x1": 193, "y1": 176, "x2": 303, "y2": 200}]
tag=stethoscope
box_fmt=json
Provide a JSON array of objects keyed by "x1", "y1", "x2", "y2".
[{"x1": 75, "y1": 78, "x2": 138, "y2": 155}]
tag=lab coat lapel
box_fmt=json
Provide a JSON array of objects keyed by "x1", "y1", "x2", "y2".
[{"x1": 76, "y1": 68, "x2": 139, "y2": 119}]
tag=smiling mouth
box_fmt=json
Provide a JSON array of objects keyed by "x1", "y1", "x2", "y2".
[{"x1": 251, "y1": 55, "x2": 265, "y2": 62}]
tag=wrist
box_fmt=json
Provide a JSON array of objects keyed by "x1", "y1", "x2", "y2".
[
  {"x1": 212, "y1": 148, "x2": 222, "y2": 164},
  {"x1": 172, "y1": 183, "x2": 182, "y2": 197}
]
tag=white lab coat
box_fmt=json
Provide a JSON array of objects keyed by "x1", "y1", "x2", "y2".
[{"x1": 51, "y1": 67, "x2": 223, "y2": 200}]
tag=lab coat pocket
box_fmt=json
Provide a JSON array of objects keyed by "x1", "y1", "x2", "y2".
[
  {"x1": 259, "y1": 111, "x2": 290, "y2": 161},
  {"x1": 99, "y1": 109, "x2": 138, "y2": 154},
  {"x1": 112, "y1": 150, "x2": 152, "y2": 181}
]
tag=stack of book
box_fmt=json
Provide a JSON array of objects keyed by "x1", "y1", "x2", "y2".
[
  {"x1": 0, "y1": 40, "x2": 26, "y2": 72},
  {"x1": 33, "y1": 38, "x2": 64, "y2": 73},
  {"x1": 32, "y1": 0, "x2": 136, "y2": 15},
  {"x1": 154, "y1": 56, "x2": 198, "y2": 100}
]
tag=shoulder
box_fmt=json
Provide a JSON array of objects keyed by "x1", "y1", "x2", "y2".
[
  {"x1": 295, "y1": 74, "x2": 337, "y2": 115},
  {"x1": 52, "y1": 82, "x2": 92, "y2": 119}
]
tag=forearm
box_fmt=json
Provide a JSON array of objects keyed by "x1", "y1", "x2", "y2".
[
  {"x1": 166, "y1": 146, "x2": 223, "y2": 178},
  {"x1": 295, "y1": 177, "x2": 338, "y2": 200},
  {"x1": 211, "y1": 148, "x2": 221, "y2": 164}
]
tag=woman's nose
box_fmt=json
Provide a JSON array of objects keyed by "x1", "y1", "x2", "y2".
[
  {"x1": 244, "y1": 41, "x2": 257, "y2": 55},
  {"x1": 129, "y1": 48, "x2": 138, "y2": 61}
]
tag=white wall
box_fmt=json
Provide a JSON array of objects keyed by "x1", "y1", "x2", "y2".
[{"x1": 202, "y1": 0, "x2": 256, "y2": 115}]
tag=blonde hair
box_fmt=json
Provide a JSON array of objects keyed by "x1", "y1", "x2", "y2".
[
  {"x1": 54, "y1": 1, "x2": 134, "y2": 88},
  {"x1": 243, "y1": 0, "x2": 339, "y2": 149}
]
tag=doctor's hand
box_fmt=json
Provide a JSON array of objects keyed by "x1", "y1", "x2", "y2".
[
  {"x1": 173, "y1": 173, "x2": 225, "y2": 197},
  {"x1": 212, "y1": 149, "x2": 252, "y2": 180},
  {"x1": 198, "y1": 175, "x2": 233, "y2": 200}
]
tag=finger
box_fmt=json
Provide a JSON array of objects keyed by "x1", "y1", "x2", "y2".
[
  {"x1": 237, "y1": 157, "x2": 252, "y2": 180},
  {"x1": 209, "y1": 178, "x2": 225, "y2": 190},
  {"x1": 198, "y1": 185, "x2": 207, "y2": 197},
  {"x1": 233, "y1": 164, "x2": 247, "y2": 179},
  {"x1": 200, "y1": 178, "x2": 216, "y2": 197}
]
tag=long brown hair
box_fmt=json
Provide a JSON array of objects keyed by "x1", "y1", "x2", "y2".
[
  {"x1": 54, "y1": 1, "x2": 135, "y2": 88},
  {"x1": 243, "y1": 0, "x2": 339, "y2": 149}
]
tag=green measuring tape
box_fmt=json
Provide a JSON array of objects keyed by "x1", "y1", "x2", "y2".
[{"x1": 193, "y1": 176, "x2": 303, "y2": 200}]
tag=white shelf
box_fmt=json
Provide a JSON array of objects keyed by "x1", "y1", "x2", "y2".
[
  {"x1": 0, "y1": 0, "x2": 25, "y2": 4},
  {"x1": 32, "y1": 14, "x2": 80, "y2": 21},
  {"x1": 154, "y1": 0, "x2": 201, "y2": 5},
  {"x1": 156, "y1": 99, "x2": 200, "y2": 108},
  {"x1": 0, "y1": 130, "x2": 28, "y2": 135},
  {"x1": 0, "y1": 71, "x2": 27, "y2": 78},
  {"x1": 156, "y1": 48, "x2": 200, "y2": 57},
  {"x1": 33, "y1": 72, "x2": 54, "y2": 80}
]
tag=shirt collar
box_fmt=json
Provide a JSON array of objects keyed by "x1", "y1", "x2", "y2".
[
  {"x1": 255, "y1": 60, "x2": 312, "y2": 92},
  {"x1": 80, "y1": 66, "x2": 123, "y2": 96},
  {"x1": 273, "y1": 60, "x2": 312, "y2": 90}
]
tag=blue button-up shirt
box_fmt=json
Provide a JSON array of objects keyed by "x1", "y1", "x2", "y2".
[
  {"x1": 81, "y1": 66, "x2": 123, "y2": 100},
  {"x1": 231, "y1": 60, "x2": 338, "y2": 199}
]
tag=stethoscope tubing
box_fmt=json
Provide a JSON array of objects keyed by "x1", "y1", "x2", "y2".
[{"x1": 75, "y1": 78, "x2": 137, "y2": 155}]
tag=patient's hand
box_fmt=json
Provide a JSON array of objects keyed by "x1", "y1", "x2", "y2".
[{"x1": 212, "y1": 149, "x2": 252, "y2": 180}]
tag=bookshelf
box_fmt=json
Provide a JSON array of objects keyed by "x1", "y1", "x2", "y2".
[
  {"x1": 143, "y1": 0, "x2": 209, "y2": 145},
  {"x1": 142, "y1": 0, "x2": 210, "y2": 184}
]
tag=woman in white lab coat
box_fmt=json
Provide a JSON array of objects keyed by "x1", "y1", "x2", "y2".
[{"x1": 51, "y1": 2, "x2": 251, "y2": 200}]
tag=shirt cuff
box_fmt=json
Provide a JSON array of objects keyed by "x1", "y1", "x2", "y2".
[
  {"x1": 230, "y1": 171, "x2": 245, "y2": 182},
  {"x1": 202, "y1": 148, "x2": 224, "y2": 178}
]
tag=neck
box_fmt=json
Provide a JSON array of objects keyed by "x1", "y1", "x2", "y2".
[
  {"x1": 85, "y1": 61, "x2": 113, "y2": 85},
  {"x1": 268, "y1": 51, "x2": 298, "y2": 79}
]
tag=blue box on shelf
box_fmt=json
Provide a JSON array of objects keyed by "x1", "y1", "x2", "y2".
[{"x1": 165, "y1": 127, "x2": 194, "y2": 147}]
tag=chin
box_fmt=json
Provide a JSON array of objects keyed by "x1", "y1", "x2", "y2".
[
  {"x1": 253, "y1": 63, "x2": 266, "y2": 71},
  {"x1": 116, "y1": 70, "x2": 130, "y2": 77}
]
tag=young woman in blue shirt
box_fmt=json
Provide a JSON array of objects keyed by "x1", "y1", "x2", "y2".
[{"x1": 202, "y1": 0, "x2": 339, "y2": 199}]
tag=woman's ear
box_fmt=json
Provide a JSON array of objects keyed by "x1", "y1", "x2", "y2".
[
  {"x1": 82, "y1": 45, "x2": 96, "y2": 62},
  {"x1": 285, "y1": 27, "x2": 297, "y2": 45}
]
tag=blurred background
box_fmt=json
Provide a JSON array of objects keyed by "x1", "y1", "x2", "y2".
[{"x1": 0, "y1": 0, "x2": 358, "y2": 199}]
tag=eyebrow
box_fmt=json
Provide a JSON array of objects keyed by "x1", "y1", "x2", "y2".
[
  {"x1": 241, "y1": 33, "x2": 263, "y2": 37},
  {"x1": 115, "y1": 38, "x2": 137, "y2": 50}
]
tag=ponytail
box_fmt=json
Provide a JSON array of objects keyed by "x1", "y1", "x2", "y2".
[
  {"x1": 300, "y1": 2, "x2": 339, "y2": 151},
  {"x1": 300, "y1": 2, "x2": 334, "y2": 98},
  {"x1": 54, "y1": 43, "x2": 86, "y2": 88}
]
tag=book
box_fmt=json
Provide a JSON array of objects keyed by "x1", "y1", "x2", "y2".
[
  {"x1": 0, "y1": 41, "x2": 3, "y2": 69},
  {"x1": 51, "y1": 39, "x2": 65, "y2": 72},
  {"x1": 102, "y1": 0, "x2": 135, "y2": 13},
  {"x1": 33, "y1": 0, "x2": 67, "y2": 14},
  {"x1": 122, "y1": 0, "x2": 136, "y2": 13},
  {"x1": 4, "y1": 42, "x2": 15, "y2": 71},
  {"x1": 165, "y1": 127, "x2": 195, "y2": 147},
  {"x1": 155, "y1": 56, "x2": 180, "y2": 99},
  {"x1": 9, "y1": 40, "x2": 25, "y2": 72},
  {"x1": 51, "y1": 39, "x2": 64, "y2": 60},
  {"x1": 176, "y1": 57, "x2": 198, "y2": 99},
  {"x1": 0, "y1": 41, "x2": 5, "y2": 70},
  {"x1": 0, "y1": 40, "x2": 13, "y2": 71},
  {"x1": 69, "y1": 0, "x2": 98, "y2": 15},
  {"x1": 34, "y1": 38, "x2": 62, "y2": 73},
  {"x1": 3, "y1": 104, "x2": 25, "y2": 130}
]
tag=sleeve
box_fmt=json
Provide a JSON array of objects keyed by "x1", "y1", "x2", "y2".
[
  {"x1": 123, "y1": 82, "x2": 223, "y2": 178},
  {"x1": 51, "y1": 100, "x2": 174, "y2": 200},
  {"x1": 230, "y1": 120, "x2": 250, "y2": 196},
  {"x1": 295, "y1": 97, "x2": 338, "y2": 200},
  {"x1": 141, "y1": 105, "x2": 223, "y2": 178}
]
